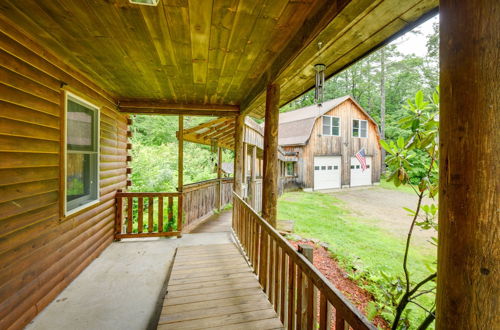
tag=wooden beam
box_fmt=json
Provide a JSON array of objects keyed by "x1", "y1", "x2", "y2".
[
  {"x1": 437, "y1": 1, "x2": 499, "y2": 328},
  {"x1": 119, "y1": 100, "x2": 239, "y2": 116},
  {"x1": 177, "y1": 115, "x2": 184, "y2": 236},
  {"x1": 217, "y1": 146, "x2": 223, "y2": 211},
  {"x1": 262, "y1": 84, "x2": 280, "y2": 228},
  {"x1": 183, "y1": 117, "x2": 229, "y2": 135},
  {"x1": 233, "y1": 115, "x2": 245, "y2": 195}
]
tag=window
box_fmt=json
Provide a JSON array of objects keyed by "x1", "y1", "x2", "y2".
[
  {"x1": 321, "y1": 166, "x2": 326, "y2": 170},
  {"x1": 315, "y1": 166, "x2": 320, "y2": 171},
  {"x1": 334, "y1": 165, "x2": 338, "y2": 170},
  {"x1": 322, "y1": 116, "x2": 340, "y2": 136},
  {"x1": 65, "y1": 94, "x2": 99, "y2": 214},
  {"x1": 366, "y1": 165, "x2": 370, "y2": 169},
  {"x1": 286, "y1": 162, "x2": 294, "y2": 176},
  {"x1": 327, "y1": 166, "x2": 332, "y2": 170},
  {"x1": 352, "y1": 119, "x2": 368, "y2": 138},
  {"x1": 356, "y1": 165, "x2": 360, "y2": 169},
  {"x1": 350, "y1": 165, "x2": 355, "y2": 169}
]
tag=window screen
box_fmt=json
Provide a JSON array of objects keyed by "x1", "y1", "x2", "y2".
[{"x1": 66, "y1": 95, "x2": 99, "y2": 212}]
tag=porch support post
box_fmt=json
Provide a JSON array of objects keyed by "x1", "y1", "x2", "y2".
[
  {"x1": 437, "y1": 1, "x2": 499, "y2": 328},
  {"x1": 233, "y1": 114, "x2": 245, "y2": 196},
  {"x1": 242, "y1": 142, "x2": 248, "y2": 197},
  {"x1": 177, "y1": 115, "x2": 184, "y2": 235},
  {"x1": 262, "y1": 83, "x2": 280, "y2": 228},
  {"x1": 217, "y1": 146, "x2": 223, "y2": 211},
  {"x1": 250, "y1": 145, "x2": 257, "y2": 208}
]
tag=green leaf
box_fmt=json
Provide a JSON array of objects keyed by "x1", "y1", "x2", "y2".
[
  {"x1": 397, "y1": 136, "x2": 405, "y2": 149},
  {"x1": 415, "y1": 90, "x2": 424, "y2": 108}
]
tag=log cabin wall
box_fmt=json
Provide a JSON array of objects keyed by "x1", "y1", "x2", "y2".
[
  {"x1": 0, "y1": 18, "x2": 127, "y2": 329},
  {"x1": 283, "y1": 99, "x2": 381, "y2": 188}
]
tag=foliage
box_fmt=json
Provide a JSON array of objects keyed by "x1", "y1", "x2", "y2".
[
  {"x1": 379, "y1": 90, "x2": 439, "y2": 329},
  {"x1": 130, "y1": 115, "x2": 234, "y2": 193},
  {"x1": 277, "y1": 192, "x2": 436, "y2": 326}
]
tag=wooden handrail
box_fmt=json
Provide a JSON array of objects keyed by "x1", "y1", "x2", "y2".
[{"x1": 232, "y1": 192, "x2": 376, "y2": 330}]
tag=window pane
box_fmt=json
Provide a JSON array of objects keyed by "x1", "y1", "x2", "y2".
[
  {"x1": 315, "y1": 166, "x2": 320, "y2": 170},
  {"x1": 361, "y1": 128, "x2": 367, "y2": 137},
  {"x1": 323, "y1": 125, "x2": 330, "y2": 135},
  {"x1": 353, "y1": 128, "x2": 359, "y2": 137},
  {"x1": 332, "y1": 117, "x2": 339, "y2": 126},
  {"x1": 332, "y1": 127, "x2": 339, "y2": 136},
  {"x1": 323, "y1": 116, "x2": 331, "y2": 125},
  {"x1": 67, "y1": 153, "x2": 91, "y2": 202},
  {"x1": 334, "y1": 165, "x2": 338, "y2": 170},
  {"x1": 327, "y1": 166, "x2": 332, "y2": 170},
  {"x1": 353, "y1": 120, "x2": 359, "y2": 128},
  {"x1": 67, "y1": 99, "x2": 96, "y2": 151},
  {"x1": 361, "y1": 120, "x2": 367, "y2": 130},
  {"x1": 321, "y1": 166, "x2": 326, "y2": 170}
]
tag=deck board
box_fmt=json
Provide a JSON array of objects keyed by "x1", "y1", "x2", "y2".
[{"x1": 158, "y1": 243, "x2": 283, "y2": 329}]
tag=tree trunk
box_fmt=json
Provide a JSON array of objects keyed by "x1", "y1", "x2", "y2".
[
  {"x1": 437, "y1": 1, "x2": 499, "y2": 328},
  {"x1": 262, "y1": 83, "x2": 280, "y2": 228}
]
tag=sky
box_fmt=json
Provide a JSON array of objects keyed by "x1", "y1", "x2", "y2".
[{"x1": 392, "y1": 14, "x2": 439, "y2": 57}]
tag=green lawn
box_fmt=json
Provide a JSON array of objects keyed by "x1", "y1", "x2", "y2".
[
  {"x1": 379, "y1": 178, "x2": 416, "y2": 194},
  {"x1": 278, "y1": 191, "x2": 436, "y2": 327}
]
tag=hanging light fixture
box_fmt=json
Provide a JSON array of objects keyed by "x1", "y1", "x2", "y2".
[{"x1": 314, "y1": 63, "x2": 326, "y2": 105}]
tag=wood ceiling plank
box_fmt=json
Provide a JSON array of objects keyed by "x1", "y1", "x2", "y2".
[
  {"x1": 213, "y1": 0, "x2": 264, "y2": 104},
  {"x1": 183, "y1": 117, "x2": 230, "y2": 135},
  {"x1": 206, "y1": 0, "x2": 240, "y2": 104},
  {"x1": 188, "y1": 0, "x2": 212, "y2": 86}
]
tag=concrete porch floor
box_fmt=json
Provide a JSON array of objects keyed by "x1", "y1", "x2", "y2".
[{"x1": 26, "y1": 210, "x2": 234, "y2": 330}]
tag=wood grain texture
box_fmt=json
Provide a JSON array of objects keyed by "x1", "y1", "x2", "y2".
[
  {"x1": 437, "y1": 0, "x2": 500, "y2": 328},
  {"x1": 262, "y1": 84, "x2": 280, "y2": 227},
  {"x1": 0, "y1": 20, "x2": 127, "y2": 330}
]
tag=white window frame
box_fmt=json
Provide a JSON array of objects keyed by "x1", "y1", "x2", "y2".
[
  {"x1": 352, "y1": 119, "x2": 368, "y2": 138},
  {"x1": 322, "y1": 115, "x2": 341, "y2": 137},
  {"x1": 64, "y1": 92, "x2": 100, "y2": 216}
]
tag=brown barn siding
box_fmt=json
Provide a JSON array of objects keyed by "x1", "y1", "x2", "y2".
[
  {"x1": 283, "y1": 99, "x2": 381, "y2": 188},
  {"x1": 0, "y1": 17, "x2": 127, "y2": 330}
]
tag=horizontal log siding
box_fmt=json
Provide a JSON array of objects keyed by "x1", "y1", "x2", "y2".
[{"x1": 0, "y1": 18, "x2": 127, "y2": 330}]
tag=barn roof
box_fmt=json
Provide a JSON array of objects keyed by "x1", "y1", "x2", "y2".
[{"x1": 278, "y1": 96, "x2": 379, "y2": 146}]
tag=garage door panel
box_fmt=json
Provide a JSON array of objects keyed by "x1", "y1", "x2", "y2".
[
  {"x1": 314, "y1": 156, "x2": 341, "y2": 190},
  {"x1": 350, "y1": 156, "x2": 372, "y2": 187}
]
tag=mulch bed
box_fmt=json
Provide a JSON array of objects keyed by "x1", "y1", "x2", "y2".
[{"x1": 288, "y1": 240, "x2": 389, "y2": 329}]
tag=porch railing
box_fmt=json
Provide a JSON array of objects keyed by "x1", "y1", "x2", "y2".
[
  {"x1": 114, "y1": 178, "x2": 233, "y2": 239},
  {"x1": 182, "y1": 178, "x2": 233, "y2": 232},
  {"x1": 114, "y1": 191, "x2": 182, "y2": 239},
  {"x1": 232, "y1": 193, "x2": 376, "y2": 330}
]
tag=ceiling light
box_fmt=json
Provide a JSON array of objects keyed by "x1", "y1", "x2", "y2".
[{"x1": 129, "y1": 0, "x2": 159, "y2": 6}]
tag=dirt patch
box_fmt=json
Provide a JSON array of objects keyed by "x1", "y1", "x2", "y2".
[
  {"x1": 329, "y1": 187, "x2": 437, "y2": 248},
  {"x1": 289, "y1": 240, "x2": 388, "y2": 329}
]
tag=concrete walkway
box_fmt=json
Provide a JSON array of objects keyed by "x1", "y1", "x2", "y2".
[{"x1": 26, "y1": 232, "x2": 234, "y2": 330}]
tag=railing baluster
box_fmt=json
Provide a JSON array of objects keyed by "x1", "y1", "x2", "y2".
[
  {"x1": 287, "y1": 256, "x2": 295, "y2": 330},
  {"x1": 168, "y1": 196, "x2": 173, "y2": 227},
  {"x1": 296, "y1": 267, "x2": 302, "y2": 329},
  {"x1": 319, "y1": 292, "x2": 328, "y2": 330},
  {"x1": 177, "y1": 194, "x2": 183, "y2": 234},
  {"x1": 336, "y1": 310, "x2": 348, "y2": 330},
  {"x1": 148, "y1": 197, "x2": 154, "y2": 233},
  {"x1": 137, "y1": 197, "x2": 144, "y2": 233},
  {"x1": 127, "y1": 196, "x2": 133, "y2": 234},
  {"x1": 280, "y1": 246, "x2": 286, "y2": 323},
  {"x1": 259, "y1": 231, "x2": 268, "y2": 292},
  {"x1": 274, "y1": 242, "x2": 279, "y2": 314},
  {"x1": 269, "y1": 239, "x2": 275, "y2": 304},
  {"x1": 158, "y1": 196, "x2": 163, "y2": 232},
  {"x1": 306, "y1": 277, "x2": 314, "y2": 329}
]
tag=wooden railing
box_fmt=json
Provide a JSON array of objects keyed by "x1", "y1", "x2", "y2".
[
  {"x1": 232, "y1": 193, "x2": 376, "y2": 330},
  {"x1": 115, "y1": 191, "x2": 182, "y2": 239},
  {"x1": 182, "y1": 177, "x2": 233, "y2": 232}
]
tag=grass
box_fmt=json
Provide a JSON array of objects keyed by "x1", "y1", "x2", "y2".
[
  {"x1": 278, "y1": 191, "x2": 436, "y2": 328},
  {"x1": 379, "y1": 178, "x2": 416, "y2": 194}
]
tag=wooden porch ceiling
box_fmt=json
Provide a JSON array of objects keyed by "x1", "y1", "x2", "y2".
[{"x1": 0, "y1": 0, "x2": 437, "y2": 118}]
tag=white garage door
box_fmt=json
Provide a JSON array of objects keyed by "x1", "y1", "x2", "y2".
[
  {"x1": 314, "y1": 156, "x2": 341, "y2": 190},
  {"x1": 350, "y1": 156, "x2": 372, "y2": 187}
]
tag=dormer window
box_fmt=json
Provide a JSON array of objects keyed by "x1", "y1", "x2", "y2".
[
  {"x1": 322, "y1": 116, "x2": 340, "y2": 136},
  {"x1": 352, "y1": 119, "x2": 368, "y2": 138}
]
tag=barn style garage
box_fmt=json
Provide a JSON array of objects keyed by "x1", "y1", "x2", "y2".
[{"x1": 278, "y1": 96, "x2": 381, "y2": 190}]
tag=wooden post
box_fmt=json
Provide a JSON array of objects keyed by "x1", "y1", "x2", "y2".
[
  {"x1": 177, "y1": 115, "x2": 184, "y2": 236},
  {"x1": 217, "y1": 146, "x2": 223, "y2": 211},
  {"x1": 234, "y1": 114, "x2": 245, "y2": 196},
  {"x1": 262, "y1": 83, "x2": 280, "y2": 228},
  {"x1": 242, "y1": 142, "x2": 248, "y2": 197},
  {"x1": 251, "y1": 145, "x2": 257, "y2": 209},
  {"x1": 114, "y1": 189, "x2": 123, "y2": 241},
  {"x1": 437, "y1": 1, "x2": 499, "y2": 328}
]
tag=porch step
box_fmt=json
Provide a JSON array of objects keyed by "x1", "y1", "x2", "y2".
[{"x1": 158, "y1": 243, "x2": 283, "y2": 329}]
